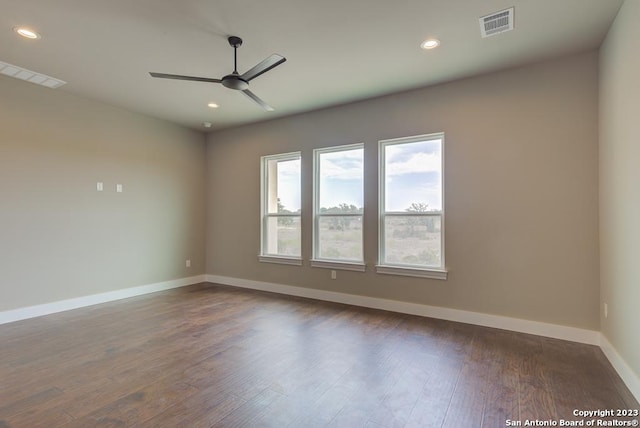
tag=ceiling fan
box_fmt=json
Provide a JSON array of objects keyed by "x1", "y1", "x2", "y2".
[{"x1": 150, "y1": 36, "x2": 286, "y2": 111}]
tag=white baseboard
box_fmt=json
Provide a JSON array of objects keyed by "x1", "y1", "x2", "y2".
[
  {"x1": 0, "y1": 274, "x2": 206, "y2": 325},
  {"x1": 205, "y1": 274, "x2": 600, "y2": 345},
  {"x1": 600, "y1": 335, "x2": 640, "y2": 403}
]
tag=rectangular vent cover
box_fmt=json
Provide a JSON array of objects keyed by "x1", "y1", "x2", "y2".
[
  {"x1": 480, "y1": 7, "x2": 514, "y2": 38},
  {"x1": 0, "y1": 61, "x2": 66, "y2": 88}
]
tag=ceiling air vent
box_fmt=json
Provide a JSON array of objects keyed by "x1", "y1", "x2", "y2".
[
  {"x1": 0, "y1": 61, "x2": 66, "y2": 88},
  {"x1": 480, "y1": 7, "x2": 514, "y2": 38}
]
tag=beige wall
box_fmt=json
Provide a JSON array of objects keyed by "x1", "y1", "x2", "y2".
[
  {"x1": 599, "y1": 0, "x2": 640, "y2": 379},
  {"x1": 206, "y1": 51, "x2": 600, "y2": 330},
  {"x1": 0, "y1": 77, "x2": 207, "y2": 311}
]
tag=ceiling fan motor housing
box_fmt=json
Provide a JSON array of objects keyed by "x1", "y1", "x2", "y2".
[{"x1": 222, "y1": 74, "x2": 249, "y2": 90}]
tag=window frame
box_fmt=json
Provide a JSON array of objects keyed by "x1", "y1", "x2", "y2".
[
  {"x1": 259, "y1": 151, "x2": 302, "y2": 265},
  {"x1": 311, "y1": 143, "x2": 366, "y2": 272},
  {"x1": 377, "y1": 133, "x2": 447, "y2": 280}
]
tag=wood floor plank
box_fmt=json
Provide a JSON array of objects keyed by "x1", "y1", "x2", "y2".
[
  {"x1": 140, "y1": 388, "x2": 246, "y2": 428},
  {"x1": 517, "y1": 338, "x2": 559, "y2": 424},
  {"x1": 289, "y1": 382, "x2": 361, "y2": 428},
  {"x1": 404, "y1": 355, "x2": 462, "y2": 428},
  {"x1": 0, "y1": 387, "x2": 64, "y2": 419},
  {"x1": 0, "y1": 283, "x2": 637, "y2": 428},
  {"x1": 478, "y1": 330, "x2": 521, "y2": 428},
  {"x1": 65, "y1": 374, "x2": 199, "y2": 427},
  {"x1": 366, "y1": 362, "x2": 429, "y2": 427},
  {"x1": 440, "y1": 360, "x2": 487, "y2": 427},
  {"x1": 1, "y1": 407, "x2": 74, "y2": 428},
  {"x1": 211, "y1": 387, "x2": 282, "y2": 428}
]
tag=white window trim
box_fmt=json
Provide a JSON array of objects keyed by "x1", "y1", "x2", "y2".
[
  {"x1": 312, "y1": 143, "x2": 365, "y2": 266},
  {"x1": 310, "y1": 259, "x2": 366, "y2": 272},
  {"x1": 375, "y1": 264, "x2": 447, "y2": 280},
  {"x1": 378, "y1": 133, "x2": 447, "y2": 278},
  {"x1": 259, "y1": 151, "x2": 302, "y2": 261},
  {"x1": 258, "y1": 255, "x2": 303, "y2": 266}
]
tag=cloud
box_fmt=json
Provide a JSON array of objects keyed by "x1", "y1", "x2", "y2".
[
  {"x1": 277, "y1": 158, "x2": 300, "y2": 177},
  {"x1": 386, "y1": 151, "x2": 441, "y2": 176},
  {"x1": 320, "y1": 149, "x2": 363, "y2": 180}
]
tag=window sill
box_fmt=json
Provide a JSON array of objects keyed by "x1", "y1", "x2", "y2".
[
  {"x1": 258, "y1": 255, "x2": 303, "y2": 266},
  {"x1": 311, "y1": 259, "x2": 366, "y2": 272},
  {"x1": 375, "y1": 264, "x2": 448, "y2": 280}
]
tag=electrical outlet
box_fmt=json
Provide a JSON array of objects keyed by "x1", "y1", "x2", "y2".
[
  {"x1": 97, "y1": 182, "x2": 103, "y2": 192},
  {"x1": 604, "y1": 303, "x2": 608, "y2": 319},
  {"x1": 186, "y1": 260, "x2": 191, "y2": 268},
  {"x1": 331, "y1": 270, "x2": 336, "y2": 280},
  {"x1": 116, "y1": 184, "x2": 123, "y2": 193}
]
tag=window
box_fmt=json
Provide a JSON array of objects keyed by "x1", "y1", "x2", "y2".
[
  {"x1": 378, "y1": 133, "x2": 446, "y2": 279},
  {"x1": 312, "y1": 144, "x2": 365, "y2": 271},
  {"x1": 259, "y1": 152, "x2": 301, "y2": 264}
]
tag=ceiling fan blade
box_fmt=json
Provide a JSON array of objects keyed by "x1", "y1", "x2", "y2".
[
  {"x1": 240, "y1": 54, "x2": 286, "y2": 82},
  {"x1": 241, "y1": 89, "x2": 274, "y2": 111},
  {"x1": 149, "y1": 72, "x2": 222, "y2": 83}
]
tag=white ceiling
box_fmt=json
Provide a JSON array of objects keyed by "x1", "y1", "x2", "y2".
[{"x1": 0, "y1": 0, "x2": 623, "y2": 131}]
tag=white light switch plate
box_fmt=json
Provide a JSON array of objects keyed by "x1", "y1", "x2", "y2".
[{"x1": 116, "y1": 184, "x2": 123, "y2": 193}]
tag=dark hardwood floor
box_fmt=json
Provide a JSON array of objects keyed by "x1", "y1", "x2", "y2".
[{"x1": 0, "y1": 283, "x2": 637, "y2": 427}]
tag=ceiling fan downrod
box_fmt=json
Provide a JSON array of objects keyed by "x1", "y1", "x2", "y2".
[
  {"x1": 228, "y1": 36, "x2": 242, "y2": 74},
  {"x1": 222, "y1": 36, "x2": 248, "y2": 90}
]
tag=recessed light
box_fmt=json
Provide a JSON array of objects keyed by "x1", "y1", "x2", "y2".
[
  {"x1": 14, "y1": 26, "x2": 41, "y2": 40},
  {"x1": 421, "y1": 38, "x2": 440, "y2": 50},
  {"x1": 207, "y1": 102, "x2": 219, "y2": 108}
]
